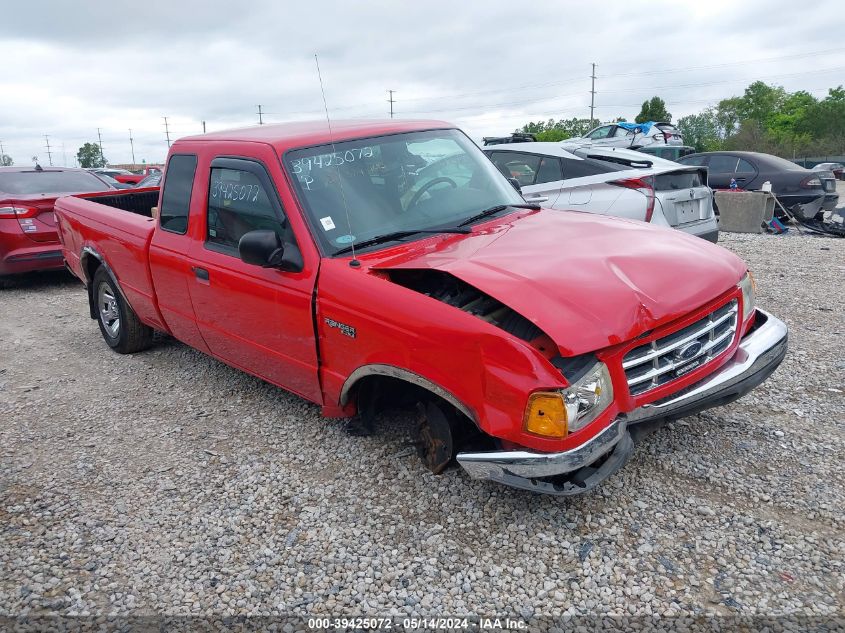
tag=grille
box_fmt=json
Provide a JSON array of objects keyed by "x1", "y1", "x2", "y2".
[{"x1": 623, "y1": 299, "x2": 738, "y2": 396}]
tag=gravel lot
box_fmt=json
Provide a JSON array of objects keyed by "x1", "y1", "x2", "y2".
[{"x1": 1, "y1": 230, "x2": 843, "y2": 623}]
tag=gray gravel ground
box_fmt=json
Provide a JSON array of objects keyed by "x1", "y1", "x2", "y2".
[{"x1": 0, "y1": 231, "x2": 843, "y2": 623}]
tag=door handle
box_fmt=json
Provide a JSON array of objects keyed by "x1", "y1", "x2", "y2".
[
  {"x1": 734, "y1": 177, "x2": 746, "y2": 182},
  {"x1": 192, "y1": 266, "x2": 209, "y2": 281}
]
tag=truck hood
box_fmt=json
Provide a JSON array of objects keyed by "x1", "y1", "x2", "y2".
[{"x1": 369, "y1": 209, "x2": 745, "y2": 356}]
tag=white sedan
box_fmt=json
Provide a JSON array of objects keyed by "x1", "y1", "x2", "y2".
[
  {"x1": 562, "y1": 121, "x2": 683, "y2": 150},
  {"x1": 483, "y1": 142, "x2": 719, "y2": 242}
]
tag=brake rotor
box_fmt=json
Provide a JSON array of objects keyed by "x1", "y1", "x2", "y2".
[{"x1": 415, "y1": 401, "x2": 454, "y2": 474}]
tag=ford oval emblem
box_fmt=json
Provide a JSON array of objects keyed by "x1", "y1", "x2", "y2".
[{"x1": 675, "y1": 341, "x2": 703, "y2": 361}]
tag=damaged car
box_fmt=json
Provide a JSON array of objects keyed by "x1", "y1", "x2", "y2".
[{"x1": 55, "y1": 120, "x2": 788, "y2": 496}]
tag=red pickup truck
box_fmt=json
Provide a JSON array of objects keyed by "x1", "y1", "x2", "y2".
[{"x1": 55, "y1": 120, "x2": 788, "y2": 495}]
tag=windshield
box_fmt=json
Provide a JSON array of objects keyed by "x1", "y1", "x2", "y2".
[
  {"x1": 284, "y1": 129, "x2": 524, "y2": 255},
  {"x1": 0, "y1": 170, "x2": 112, "y2": 195}
]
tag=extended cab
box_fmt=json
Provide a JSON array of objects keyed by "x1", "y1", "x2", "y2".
[{"x1": 55, "y1": 120, "x2": 788, "y2": 496}]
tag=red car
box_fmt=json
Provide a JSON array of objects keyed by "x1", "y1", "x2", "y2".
[
  {"x1": 91, "y1": 168, "x2": 144, "y2": 185},
  {"x1": 0, "y1": 166, "x2": 114, "y2": 285},
  {"x1": 54, "y1": 120, "x2": 788, "y2": 496}
]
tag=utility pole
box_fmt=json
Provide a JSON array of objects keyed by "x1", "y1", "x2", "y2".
[
  {"x1": 202, "y1": 120, "x2": 207, "y2": 134},
  {"x1": 97, "y1": 128, "x2": 105, "y2": 166},
  {"x1": 163, "y1": 116, "x2": 172, "y2": 148},
  {"x1": 589, "y1": 63, "x2": 597, "y2": 123},
  {"x1": 257, "y1": 105, "x2": 264, "y2": 125},
  {"x1": 0, "y1": 140, "x2": 6, "y2": 165},
  {"x1": 129, "y1": 129, "x2": 136, "y2": 164},
  {"x1": 387, "y1": 90, "x2": 396, "y2": 119},
  {"x1": 44, "y1": 135, "x2": 53, "y2": 166}
]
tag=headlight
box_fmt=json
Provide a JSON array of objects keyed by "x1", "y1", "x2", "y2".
[
  {"x1": 523, "y1": 362, "x2": 614, "y2": 438},
  {"x1": 739, "y1": 272, "x2": 756, "y2": 321}
]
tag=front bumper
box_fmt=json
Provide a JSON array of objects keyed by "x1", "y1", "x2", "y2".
[{"x1": 456, "y1": 309, "x2": 788, "y2": 496}]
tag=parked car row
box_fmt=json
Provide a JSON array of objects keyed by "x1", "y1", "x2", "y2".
[{"x1": 89, "y1": 165, "x2": 162, "y2": 185}]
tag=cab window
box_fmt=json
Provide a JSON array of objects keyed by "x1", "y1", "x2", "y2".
[
  {"x1": 586, "y1": 126, "x2": 613, "y2": 140},
  {"x1": 158, "y1": 154, "x2": 197, "y2": 234},
  {"x1": 707, "y1": 155, "x2": 740, "y2": 173},
  {"x1": 488, "y1": 152, "x2": 540, "y2": 186},
  {"x1": 206, "y1": 165, "x2": 287, "y2": 255},
  {"x1": 736, "y1": 158, "x2": 756, "y2": 173}
]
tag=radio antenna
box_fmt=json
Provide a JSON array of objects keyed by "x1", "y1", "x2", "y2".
[{"x1": 314, "y1": 53, "x2": 359, "y2": 268}]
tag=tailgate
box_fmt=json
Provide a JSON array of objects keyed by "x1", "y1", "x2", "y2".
[{"x1": 654, "y1": 168, "x2": 712, "y2": 226}]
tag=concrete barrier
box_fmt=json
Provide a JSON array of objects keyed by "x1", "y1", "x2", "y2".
[{"x1": 715, "y1": 191, "x2": 775, "y2": 233}]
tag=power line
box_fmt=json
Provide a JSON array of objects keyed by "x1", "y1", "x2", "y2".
[
  {"x1": 370, "y1": 46, "x2": 845, "y2": 112},
  {"x1": 402, "y1": 66, "x2": 845, "y2": 117},
  {"x1": 388, "y1": 90, "x2": 396, "y2": 119},
  {"x1": 96, "y1": 128, "x2": 105, "y2": 165},
  {"x1": 44, "y1": 135, "x2": 53, "y2": 166}
]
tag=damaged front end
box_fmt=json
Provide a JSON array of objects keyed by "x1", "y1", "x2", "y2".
[{"x1": 456, "y1": 309, "x2": 788, "y2": 495}]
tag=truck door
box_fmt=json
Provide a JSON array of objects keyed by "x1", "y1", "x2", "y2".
[
  {"x1": 186, "y1": 156, "x2": 321, "y2": 403},
  {"x1": 149, "y1": 153, "x2": 211, "y2": 353}
]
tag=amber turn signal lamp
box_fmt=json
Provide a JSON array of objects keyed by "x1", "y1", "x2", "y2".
[{"x1": 523, "y1": 391, "x2": 568, "y2": 439}]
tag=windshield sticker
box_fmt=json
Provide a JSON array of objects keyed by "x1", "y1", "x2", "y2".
[
  {"x1": 290, "y1": 147, "x2": 374, "y2": 174},
  {"x1": 320, "y1": 216, "x2": 336, "y2": 231},
  {"x1": 335, "y1": 234, "x2": 355, "y2": 244}
]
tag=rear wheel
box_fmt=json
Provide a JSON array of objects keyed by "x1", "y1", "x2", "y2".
[{"x1": 92, "y1": 266, "x2": 153, "y2": 354}]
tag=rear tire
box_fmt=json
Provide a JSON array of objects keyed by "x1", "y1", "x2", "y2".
[{"x1": 92, "y1": 266, "x2": 153, "y2": 354}]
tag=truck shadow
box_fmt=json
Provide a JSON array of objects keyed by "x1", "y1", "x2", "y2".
[{"x1": 0, "y1": 270, "x2": 78, "y2": 291}]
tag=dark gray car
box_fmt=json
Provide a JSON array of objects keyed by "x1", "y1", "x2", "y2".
[{"x1": 678, "y1": 151, "x2": 837, "y2": 220}]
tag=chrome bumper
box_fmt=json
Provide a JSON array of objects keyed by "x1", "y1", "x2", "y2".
[{"x1": 456, "y1": 309, "x2": 788, "y2": 496}]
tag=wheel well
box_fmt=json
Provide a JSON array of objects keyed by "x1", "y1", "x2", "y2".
[
  {"x1": 351, "y1": 374, "x2": 433, "y2": 411},
  {"x1": 349, "y1": 374, "x2": 493, "y2": 457},
  {"x1": 82, "y1": 254, "x2": 103, "y2": 319}
]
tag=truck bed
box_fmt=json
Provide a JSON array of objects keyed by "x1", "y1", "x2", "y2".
[{"x1": 55, "y1": 189, "x2": 165, "y2": 331}]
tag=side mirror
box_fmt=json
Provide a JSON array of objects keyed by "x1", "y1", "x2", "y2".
[
  {"x1": 507, "y1": 177, "x2": 522, "y2": 194},
  {"x1": 238, "y1": 230, "x2": 303, "y2": 272}
]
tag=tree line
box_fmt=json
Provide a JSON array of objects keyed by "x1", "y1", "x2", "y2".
[{"x1": 517, "y1": 82, "x2": 845, "y2": 157}]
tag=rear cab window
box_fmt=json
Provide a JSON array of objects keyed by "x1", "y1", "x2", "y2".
[{"x1": 159, "y1": 154, "x2": 197, "y2": 234}]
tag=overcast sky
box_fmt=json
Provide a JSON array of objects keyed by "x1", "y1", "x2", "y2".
[{"x1": 1, "y1": 0, "x2": 843, "y2": 166}]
